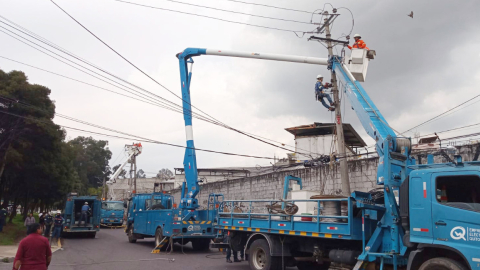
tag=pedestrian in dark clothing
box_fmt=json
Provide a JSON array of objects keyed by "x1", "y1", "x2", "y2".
[
  {"x1": 44, "y1": 213, "x2": 53, "y2": 238},
  {"x1": 225, "y1": 231, "x2": 240, "y2": 263},
  {"x1": 13, "y1": 223, "x2": 52, "y2": 270},
  {"x1": 0, "y1": 207, "x2": 7, "y2": 233},
  {"x1": 52, "y1": 211, "x2": 64, "y2": 247},
  {"x1": 24, "y1": 213, "x2": 35, "y2": 234},
  {"x1": 39, "y1": 213, "x2": 45, "y2": 231}
]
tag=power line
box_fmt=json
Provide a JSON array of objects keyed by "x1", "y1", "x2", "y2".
[
  {"x1": 0, "y1": 18, "x2": 198, "y2": 120},
  {"x1": 220, "y1": 0, "x2": 315, "y2": 14},
  {"x1": 419, "y1": 122, "x2": 480, "y2": 138},
  {"x1": 110, "y1": 0, "x2": 308, "y2": 36},
  {"x1": 1, "y1": 56, "x2": 314, "y2": 156},
  {"x1": 0, "y1": 106, "x2": 275, "y2": 160},
  {"x1": 0, "y1": 15, "x2": 323, "y2": 157},
  {"x1": 159, "y1": 0, "x2": 313, "y2": 25},
  {"x1": 401, "y1": 93, "x2": 480, "y2": 134}
]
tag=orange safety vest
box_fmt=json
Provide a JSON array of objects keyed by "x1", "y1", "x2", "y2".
[{"x1": 348, "y1": 39, "x2": 369, "y2": 50}]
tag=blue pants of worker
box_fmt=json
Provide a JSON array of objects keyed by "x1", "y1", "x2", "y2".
[
  {"x1": 318, "y1": 92, "x2": 333, "y2": 109},
  {"x1": 79, "y1": 211, "x2": 88, "y2": 224},
  {"x1": 52, "y1": 226, "x2": 62, "y2": 239},
  {"x1": 0, "y1": 219, "x2": 4, "y2": 232}
]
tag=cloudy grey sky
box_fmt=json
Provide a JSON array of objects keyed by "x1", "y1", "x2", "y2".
[{"x1": 1, "y1": 0, "x2": 479, "y2": 177}]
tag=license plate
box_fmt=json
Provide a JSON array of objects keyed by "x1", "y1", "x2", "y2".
[{"x1": 110, "y1": 219, "x2": 115, "y2": 222}]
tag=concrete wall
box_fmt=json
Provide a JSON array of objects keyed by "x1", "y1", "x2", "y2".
[
  {"x1": 171, "y1": 143, "x2": 480, "y2": 206},
  {"x1": 173, "y1": 157, "x2": 379, "y2": 206}
]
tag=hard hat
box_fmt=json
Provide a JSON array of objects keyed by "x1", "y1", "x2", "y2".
[
  {"x1": 317, "y1": 74, "x2": 323, "y2": 79},
  {"x1": 56, "y1": 210, "x2": 61, "y2": 214},
  {"x1": 354, "y1": 34, "x2": 361, "y2": 38},
  {"x1": 85, "y1": 202, "x2": 89, "y2": 205}
]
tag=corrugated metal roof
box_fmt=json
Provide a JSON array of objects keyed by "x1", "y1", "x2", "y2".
[{"x1": 285, "y1": 122, "x2": 366, "y2": 147}]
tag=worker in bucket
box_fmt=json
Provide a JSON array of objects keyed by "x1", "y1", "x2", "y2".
[
  {"x1": 348, "y1": 34, "x2": 369, "y2": 50},
  {"x1": 315, "y1": 74, "x2": 335, "y2": 111},
  {"x1": 79, "y1": 202, "x2": 90, "y2": 225}
]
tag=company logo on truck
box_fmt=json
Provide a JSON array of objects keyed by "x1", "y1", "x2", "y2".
[{"x1": 451, "y1": 226, "x2": 466, "y2": 241}]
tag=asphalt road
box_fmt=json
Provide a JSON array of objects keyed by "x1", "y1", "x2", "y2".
[{"x1": 0, "y1": 229, "x2": 251, "y2": 270}]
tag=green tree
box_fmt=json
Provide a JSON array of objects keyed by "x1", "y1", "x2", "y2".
[{"x1": 68, "y1": 137, "x2": 112, "y2": 193}]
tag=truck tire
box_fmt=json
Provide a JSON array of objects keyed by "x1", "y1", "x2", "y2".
[
  {"x1": 249, "y1": 239, "x2": 281, "y2": 270},
  {"x1": 419, "y1": 258, "x2": 467, "y2": 270},
  {"x1": 191, "y1": 239, "x2": 210, "y2": 251},
  {"x1": 296, "y1": 261, "x2": 331, "y2": 270},
  {"x1": 127, "y1": 226, "x2": 137, "y2": 243},
  {"x1": 155, "y1": 227, "x2": 168, "y2": 251},
  {"x1": 88, "y1": 232, "x2": 96, "y2": 239}
]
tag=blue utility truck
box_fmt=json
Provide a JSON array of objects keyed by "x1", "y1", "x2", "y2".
[
  {"x1": 62, "y1": 193, "x2": 101, "y2": 238},
  {"x1": 174, "y1": 44, "x2": 480, "y2": 269},
  {"x1": 125, "y1": 192, "x2": 222, "y2": 251},
  {"x1": 100, "y1": 200, "x2": 125, "y2": 226}
]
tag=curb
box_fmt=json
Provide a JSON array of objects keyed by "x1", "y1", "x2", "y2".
[{"x1": 1, "y1": 257, "x2": 14, "y2": 263}]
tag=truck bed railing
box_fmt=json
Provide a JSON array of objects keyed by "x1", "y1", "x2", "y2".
[{"x1": 216, "y1": 197, "x2": 371, "y2": 240}]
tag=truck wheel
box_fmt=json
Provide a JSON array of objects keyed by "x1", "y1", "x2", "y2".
[
  {"x1": 419, "y1": 258, "x2": 467, "y2": 270},
  {"x1": 296, "y1": 261, "x2": 331, "y2": 270},
  {"x1": 249, "y1": 239, "x2": 281, "y2": 270},
  {"x1": 127, "y1": 226, "x2": 137, "y2": 243},
  {"x1": 191, "y1": 239, "x2": 211, "y2": 251},
  {"x1": 155, "y1": 228, "x2": 168, "y2": 251},
  {"x1": 88, "y1": 232, "x2": 96, "y2": 239}
]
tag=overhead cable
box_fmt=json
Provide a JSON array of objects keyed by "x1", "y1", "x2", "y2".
[
  {"x1": 220, "y1": 0, "x2": 314, "y2": 14},
  {"x1": 402, "y1": 93, "x2": 480, "y2": 134},
  {"x1": 1, "y1": 15, "x2": 320, "y2": 157},
  {"x1": 0, "y1": 108, "x2": 275, "y2": 160},
  {"x1": 110, "y1": 0, "x2": 308, "y2": 36},
  {"x1": 159, "y1": 0, "x2": 313, "y2": 25}
]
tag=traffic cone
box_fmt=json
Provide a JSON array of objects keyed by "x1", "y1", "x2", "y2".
[{"x1": 441, "y1": 185, "x2": 448, "y2": 203}]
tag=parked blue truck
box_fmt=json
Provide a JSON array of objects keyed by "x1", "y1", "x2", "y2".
[
  {"x1": 62, "y1": 193, "x2": 101, "y2": 238},
  {"x1": 125, "y1": 192, "x2": 222, "y2": 251},
  {"x1": 100, "y1": 200, "x2": 124, "y2": 226}
]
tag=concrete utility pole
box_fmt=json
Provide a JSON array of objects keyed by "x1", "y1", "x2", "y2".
[
  {"x1": 102, "y1": 177, "x2": 106, "y2": 200},
  {"x1": 323, "y1": 14, "x2": 351, "y2": 196},
  {"x1": 133, "y1": 155, "x2": 137, "y2": 193}
]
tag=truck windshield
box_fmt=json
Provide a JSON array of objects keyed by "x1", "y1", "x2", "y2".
[{"x1": 102, "y1": 202, "x2": 124, "y2": 211}]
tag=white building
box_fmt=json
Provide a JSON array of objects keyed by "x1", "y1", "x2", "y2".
[
  {"x1": 108, "y1": 177, "x2": 175, "y2": 200},
  {"x1": 284, "y1": 122, "x2": 367, "y2": 162}
]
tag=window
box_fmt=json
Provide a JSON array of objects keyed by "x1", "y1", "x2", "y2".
[
  {"x1": 102, "y1": 202, "x2": 124, "y2": 211},
  {"x1": 436, "y1": 175, "x2": 480, "y2": 212}
]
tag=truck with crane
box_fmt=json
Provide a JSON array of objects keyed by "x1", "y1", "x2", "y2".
[{"x1": 174, "y1": 40, "x2": 480, "y2": 270}]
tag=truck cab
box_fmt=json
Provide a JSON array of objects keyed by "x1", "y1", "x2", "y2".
[
  {"x1": 63, "y1": 193, "x2": 101, "y2": 238},
  {"x1": 100, "y1": 200, "x2": 125, "y2": 226},
  {"x1": 402, "y1": 160, "x2": 480, "y2": 270}
]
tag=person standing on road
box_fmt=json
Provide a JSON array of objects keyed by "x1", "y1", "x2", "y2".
[
  {"x1": 79, "y1": 202, "x2": 90, "y2": 225},
  {"x1": 24, "y1": 213, "x2": 36, "y2": 234},
  {"x1": 39, "y1": 213, "x2": 45, "y2": 232},
  {"x1": 44, "y1": 213, "x2": 53, "y2": 238},
  {"x1": 0, "y1": 207, "x2": 7, "y2": 233},
  {"x1": 51, "y1": 211, "x2": 64, "y2": 247},
  {"x1": 13, "y1": 223, "x2": 52, "y2": 270}
]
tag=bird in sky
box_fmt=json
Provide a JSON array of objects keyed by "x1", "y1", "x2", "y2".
[{"x1": 408, "y1": 11, "x2": 414, "y2": 18}]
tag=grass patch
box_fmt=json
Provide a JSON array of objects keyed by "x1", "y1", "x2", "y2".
[{"x1": 0, "y1": 213, "x2": 38, "y2": 246}]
